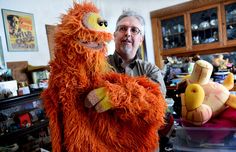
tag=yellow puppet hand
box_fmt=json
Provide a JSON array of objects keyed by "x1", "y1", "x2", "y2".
[
  {"x1": 185, "y1": 83, "x2": 205, "y2": 111},
  {"x1": 84, "y1": 87, "x2": 112, "y2": 113}
]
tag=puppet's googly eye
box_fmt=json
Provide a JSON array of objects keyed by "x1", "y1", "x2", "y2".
[
  {"x1": 97, "y1": 19, "x2": 108, "y2": 27},
  {"x1": 83, "y1": 12, "x2": 108, "y2": 31},
  {"x1": 104, "y1": 21, "x2": 108, "y2": 27},
  {"x1": 97, "y1": 19, "x2": 103, "y2": 26}
]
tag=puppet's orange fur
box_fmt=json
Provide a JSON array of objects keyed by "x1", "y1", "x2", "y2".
[{"x1": 41, "y1": 2, "x2": 166, "y2": 152}]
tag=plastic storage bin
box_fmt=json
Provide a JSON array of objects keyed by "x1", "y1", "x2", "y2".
[{"x1": 173, "y1": 127, "x2": 236, "y2": 152}]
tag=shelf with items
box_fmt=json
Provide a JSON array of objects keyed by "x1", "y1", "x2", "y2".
[
  {"x1": 189, "y1": 4, "x2": 224, "y2": 53},
  {"x1": 0, "y1": 119, "x2": 49, "y2": 145},
  {"x1": 191, "y1": 27, "x2": 219, "y2": 45},
  {"x1": 224, "y1": 1, "x2": 236, "y2": 44},
  {"x1": 0, "y1": 89, "x2": 42, "y2": 109},
  {"x1": 0, "y1": 90, "x2": 51, "y2": 151},
  {"x1": 189, "y1": 5, "x2": 221, "y2": 46},
  {"x1": 161, "y1": 15, "x2": 186, "y2": 50},
  {"x1": 162, "y1": 32, "x2": 186, "y2": 50},
  {"x1": 151, "y1": 0, "x2": 236, "y2": 69}
]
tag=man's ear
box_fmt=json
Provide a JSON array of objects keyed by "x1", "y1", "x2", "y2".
[
  {"x1": 139, "y1": 35, "x2": 144, "y2": 46},
  {"x1": 113, "y1": 32, "x2": 117, "y2": 38}
]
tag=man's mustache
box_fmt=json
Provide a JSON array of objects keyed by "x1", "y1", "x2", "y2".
[{"x1": 122, "y1": 37, "x2": 132, "y2": 43}]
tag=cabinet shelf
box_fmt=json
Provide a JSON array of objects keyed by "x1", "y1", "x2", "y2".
[
  {"x1": 163, "y1": 32, "x2": 185, "y2": 37},
  {"x1": 0, "y1": 89, "x2": 42, "y2": 110},
  {"x1": 191, "y1": 27, "x2": 218, "y2": 32},
  {"x1": 0, "y1": 119, "x2": 49, "y2": 145},
  {"x1": 227, "y1": 21, "x2": 236, "y2": 25},
  {"x1": 0, "y1": 88, "x2": 50, "y2": 149}
]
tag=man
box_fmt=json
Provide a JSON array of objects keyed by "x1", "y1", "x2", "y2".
[
  {"x1": 85, "y1": 10, "x2": 171, "y2": 151},
  {"x1": 7, "y1": 15, "x2": 21, "y2": 36},
  {"x1": 85, "y1": 10, "x2": 167, "y2": 111},
  {"x1": 108, "y1": 11, "x2": 171, "y2": 152},
  {"x1": 108, "y1": 10, "x2": 166, "y2": 96}
]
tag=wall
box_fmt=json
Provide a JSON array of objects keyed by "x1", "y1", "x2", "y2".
[
  {"x1": 0, "y1": 0, "x2": 74, "y2": 66},
  {"x1": 0, "y1": 0, "x2": 190, "y2": 66}
]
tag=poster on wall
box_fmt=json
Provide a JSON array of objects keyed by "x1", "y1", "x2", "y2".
[{"x1": 1, "y1": 9, "x2": 38, "y2": 52}]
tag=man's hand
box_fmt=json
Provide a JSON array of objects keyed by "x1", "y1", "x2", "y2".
[{"x1": 84, "y1": 87, "x2": 112, "y2": 113}]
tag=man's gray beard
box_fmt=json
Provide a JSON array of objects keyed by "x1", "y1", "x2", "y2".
[{"x1": 122, "y1": 45, "x2": 132, "y2": 54}]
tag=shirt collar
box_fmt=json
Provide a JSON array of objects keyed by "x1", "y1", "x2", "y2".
[{"x1": 113, "y1": 51, "x2": 138, "y2": 69}]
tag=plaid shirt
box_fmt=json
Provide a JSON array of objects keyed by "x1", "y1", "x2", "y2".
[{"x1": 107, "y1": 51, "x2": 166, "y2": 97}]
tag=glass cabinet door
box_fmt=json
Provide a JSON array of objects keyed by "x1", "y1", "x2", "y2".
[
  {"x1": 190, "y1": 8, "x2": 219, "y2": 45},
  {"x1": 225, "y1": 2, "x2": 236, "y2": 41},
  {"x1": 161, "y1": 16, "x2": 185, "y2": 50}
]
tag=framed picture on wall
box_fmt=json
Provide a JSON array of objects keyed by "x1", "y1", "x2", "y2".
[
  {"x1": 137, "y1": 37, "x2": 147, "y2": 61},
  {"x1": 1, "y1": 9, "x2": 38, "y2": 52},
  {"x1": 140, "y1": 38, "x2": 147, "y2": 61},
  {"x1": 45, "y1": 24, "x2": 56, "y2": 60}
]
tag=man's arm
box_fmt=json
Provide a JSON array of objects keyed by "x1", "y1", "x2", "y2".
[{"x1": 143, "y1": 62, "x2": 167, "y2": 97}]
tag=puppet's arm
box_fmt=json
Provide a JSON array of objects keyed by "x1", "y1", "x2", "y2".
[
  {"x1": 41, "y1": 88, "x2": 63, "y2": 152},
  {"x1": 109, "y1": 76, "x2": 166, "y2": 124},
  {"x1": 85, "y1": 73, "x2": 167, "y2": 124}
]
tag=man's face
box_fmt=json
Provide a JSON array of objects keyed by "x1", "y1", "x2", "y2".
[
  {"x1": 12, "y1": 16, "x2": 20, "y2": 30},
  {"x1": 114, "y1": 16, "x2": 144, "y2": 60},
  {"x1": 8, "y1": 15, "x2": 20, "y2": 33}
]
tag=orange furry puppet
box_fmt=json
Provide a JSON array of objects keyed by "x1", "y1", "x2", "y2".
[{"x1": 41, "y1": 2, "x2": 167, "y2": 152}]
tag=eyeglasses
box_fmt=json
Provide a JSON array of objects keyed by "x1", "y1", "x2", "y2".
[{"x1": 116, "y1": 25, "x2": 141, "y2": 35}]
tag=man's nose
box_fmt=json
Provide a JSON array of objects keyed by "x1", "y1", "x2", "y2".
[{"x1": 125, "y1": 28, "x2": 132, "y2": 36}]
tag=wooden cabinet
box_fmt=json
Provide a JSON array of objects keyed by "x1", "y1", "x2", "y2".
[{"x1": 151, "y1": 0, "x2": 236, "y2": 68}]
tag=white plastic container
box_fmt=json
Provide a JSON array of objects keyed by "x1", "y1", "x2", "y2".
[{"x1": 173, "y1": 127, "x2": 236, "y2": 152}]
